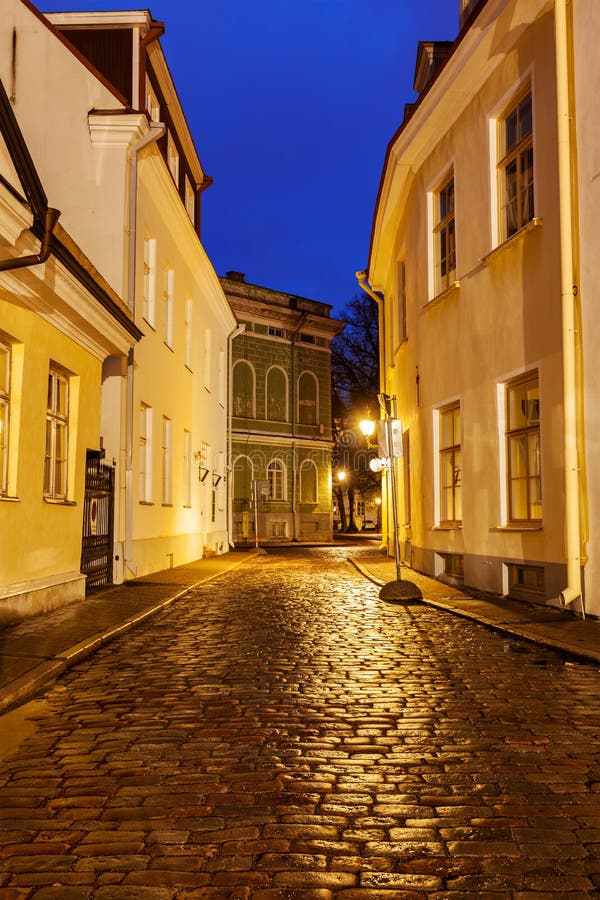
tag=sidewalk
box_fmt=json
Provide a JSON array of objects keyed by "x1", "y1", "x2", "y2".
[
  {"x1": 0, "y1": 550, "x2": 260, "y2": 716},
  {"x1": 350, "y1": 554, "x2": 600, "y2": 666}
]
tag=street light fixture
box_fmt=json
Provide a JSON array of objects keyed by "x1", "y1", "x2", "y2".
[{"x1": 360, "y1": 398, "x2": 422, "y2": 602}]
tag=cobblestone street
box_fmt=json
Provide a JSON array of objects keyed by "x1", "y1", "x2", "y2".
[{"x1": 1, "y1": 545, "x2": 600, "y2": 898}]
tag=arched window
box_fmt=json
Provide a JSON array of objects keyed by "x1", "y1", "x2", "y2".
[
  {"x1": 232, "y1": 360, "x2": 255, "y2": 419},
  {"x1": 266, "y1": 366, "x2": 288, "y2": 422},
  {"x1": 298, "y1": 371, "x2": 318, "y2": 425},
  {"x1": 233, "y1": 454, "x2": 253, "y2": 501},
  {"x1": 299, "y1": 459, "x2": 318, "y2": 503},
  {"x1": 267, "y1": 458, "x2": 286, "y2": 501}
]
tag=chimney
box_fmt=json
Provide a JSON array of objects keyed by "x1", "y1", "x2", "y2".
[
  {"x1": 459, "y1": 0, "x2": 481, "y2": 30},
  {"x1": 413, "y1": 41, "x2": 453, "y2": 94},
  {"x1": 226, "y1": 270, "x2": 246, "y2": 282}
]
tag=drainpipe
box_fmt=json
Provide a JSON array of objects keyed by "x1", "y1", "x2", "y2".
[
  {"x1": 227, "y1": 322, "x2": 246, "y2": 548},
  {"x1": 0, "y1": 207, "x2": 60, "y2": 272},
  {"x1": 555, "y1": 0, "x2": 584, "y2": 616},
  {"x1": 124, "y1": 121, "x2": 164, "y2": 578},
  {"x1": 291, "y1": 311, "x2": 307, "y2": 541},
  {"x1": 356, "y1": 270, "x2": 389, "y2": 553}
]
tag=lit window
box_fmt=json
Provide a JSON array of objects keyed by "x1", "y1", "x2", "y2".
[
  {"x1": 267, "y1": 458, "x2": 286, "y2": 501},
  {"x1": 499, "y1": 90, "x2": 534, "y2": 240},
  {"x1": 204, "y1": 328, "x2": 211, "y2": 391},
  {"x1": 143, "y1": 235, "x2": 156, "y2": 327},
  {"x1": 434, "y1": 171, "x2": 456, "y2": 295},
  {"x1": 185, "y1": 176, "x2": 195, "y2": 223},
  {"x1": 139, "y1": 403, "x2": 153, "y2": 503},
  {"x1": 163, "y1": 266, "x2": 174, "y2": 348},
  {"x1": 439, "y1": 402, "x2": 461, "y2": 524},
  {"x1": 162, "y1": 416, "x2": 172, "y2": 505},
  {"x1": 44, "y1": 367, "x2": 69, "y2": 499},
  {"x1": 397, "y1": 260, "x2": 407, "y2": 346},
  {"x1": 183, "y1": 429, "x2": 191, "y2": 507},
  {"x1": 218, "y1": 349, "x2": 225, "y2": 407},
  {"x1": 0, "y1": 340, "x2": 10, "y2": 495},
  {"x1": 506, "y1": 371, "x2": 541, "y2": 522},
  {"x1": 167, "y1": 131, "x2": 179, "y2": 185}
]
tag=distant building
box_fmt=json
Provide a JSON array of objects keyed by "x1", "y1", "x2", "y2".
[
  {"x1": 221, "y1": 272, "x2": 344, "y2": 544},
  {"x1": 365, "y1": 0, "x2": 600, "y2": 617}
]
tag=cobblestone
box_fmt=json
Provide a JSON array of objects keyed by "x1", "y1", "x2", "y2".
[{"x1": 1, "y1": 545, "x2": 600, "y2": 894}]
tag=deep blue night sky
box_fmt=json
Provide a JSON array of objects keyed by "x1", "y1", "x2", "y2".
[{"x1": 38, "y1": 0, "x2": 459, "y2": 314}]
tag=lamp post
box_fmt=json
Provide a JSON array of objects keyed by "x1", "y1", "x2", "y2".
[{"x1": 360, "y1": 397, "x2": 422, "y2": 602}]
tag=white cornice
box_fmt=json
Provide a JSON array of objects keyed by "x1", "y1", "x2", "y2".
[
  {"x1": 47, "y1": 11, "x2": 152, "y2": 29},
  {"x1": 88, "y1": 112, "x2": 148, "y2": 148}
]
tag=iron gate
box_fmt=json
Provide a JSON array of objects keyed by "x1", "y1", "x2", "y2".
[{"x1": 80, "y1": 449, "x2": 115, "y2": 591}]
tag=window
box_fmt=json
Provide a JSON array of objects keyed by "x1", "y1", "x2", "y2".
[
  {"x1": 298, "y1": 371, "x2": 318, "y2": 425},
  {"x1": 184, "y1": 175, "x2": 195, "y2": 223},
  {"x1": 167, "y1": 130, "x2": 179, "y2": 185},
  {"x1": 162, "y1": 416, "x2": 172, "y2": 505},
  {"x1": 185, "y1": 298, "x2": 193, "y2": 369},
  {"x1": 146, "y1": 82, "x2": 160, "y2": 122},
  {"x1": 439, "y1": 402, "x2": 462, "y2": 524},
  {"x1": 183, "y1": 429, "x2": 191, "y2": 507},
  {"x1": 163, "y1": 267, "x2": 174, "y2": 348},
  {"x1": 268, "y1": 326, "x2": 283, "y2": 338},
  {"x1": 219, "y1": 349, "x2": 225, "y2": 407},
  {"x1": 499, "y1": 90, "x2": 534, "y2": 240},
  {"x1": 232, "y1": 360, "x2": 255, "y2": 418},
  {"x1": 233, "y1": 454, "x2": 253, "y2": 502},
  {"x1": 143, "y1": 235, "x2": 156, "y2": 327},
  {"x1": 397, "y1": 260, "x2": 407, "y2": 347},
  {"x1": 0, "y1": 340, "x2": 10, "y2": 495},
  {"x1": 508, "y1": 563, "x2": 544, "y2": 594},
  {"x1": 506, "y1": 372, "x2": 541, "y2": 522},
  {"x1": 299, "y1": 459, "x2": 318, "y2": 503},
  {"x1": 44, "y1": 367, "x2": 69, "y2": 499},
  {"x1": 434, "y1": 171, "x2": 456, "y2": 295},
  {"x1": 267, "y1": 459, "x2": 286, "y2": 501},
  {"x1": 266, "y1": 366, "x2": 288, "y2": 421},
  {"x1": 139, "y1": 403, "x2": 153, "y2": 502},
  {"x1": 300, "y1": 332, "x2": 315, "y2": 344},
  {"x1": 441, "y1": 553, "x2": 464, "y2": 579},
  {"x1": 204, "y1": 328, "x2": 211, "y2": 390}
]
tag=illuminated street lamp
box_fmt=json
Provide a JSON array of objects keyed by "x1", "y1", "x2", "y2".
[
  {"x1": 336, "y1": 470, "x2": 346, "y2": 482},
  {"x1": 360, "y1": 400, "x2": 422, "y2": 602}
]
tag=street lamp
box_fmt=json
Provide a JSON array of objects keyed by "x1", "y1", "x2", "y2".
[{"x1": 360, "y1": 399, "x2": 422, "y2": 602}]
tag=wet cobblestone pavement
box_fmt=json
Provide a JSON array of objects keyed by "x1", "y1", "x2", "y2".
[{"x1": 1, "y1": 545, "x2": 600, "y2": 897}]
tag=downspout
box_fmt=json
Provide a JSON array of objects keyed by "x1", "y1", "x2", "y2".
[
  {"x1": 356, "y1": 270, "x2": 389, "y2": 553},
  {"x1": 555, "y1": 0, "x2": 584, "y2": 615},
  {"x1": 124, "y1": 120, "x2": 165, "y2": 578},
  {"x1": 291, "y1": 311, "x2": 307, "y2": 541},
  {"x1": 0, "y1": 207, "x2": 60, "y2": 272},
  {"x1": 227, "y1": 322, "x2": 246, "y2": 548}
]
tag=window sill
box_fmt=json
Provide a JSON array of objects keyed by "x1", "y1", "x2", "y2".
[
  {"x1": 44, "y1": 497, "x2": 76, "y2": 506},
  {"x1": 142, "y1": 317, "x2": 156, "y2": 332},
  {"x1": 481, "y1": 218, "x2": 543, "y2": 265},
  {"x1": 432, "y1": 524, "x2": 462, "y2": 531},
  {"x1": 164, "y1": 341, "x2": 174, "y2": 352},
  {"x1": 162, "y1": 503, "x2": 173, "y2": 508},
  {"x1": 139, "y1": 500, "x2": 154, "y2": 506},
  {"x1": 491, "y1": 523, "x2": 543, "y2": 532},
  {"x1": 0, "y1": 494, "x2": 20, "y2": 503},
  {"x1": 423, "y1": 280, "x2": 461, "y2": 310}
]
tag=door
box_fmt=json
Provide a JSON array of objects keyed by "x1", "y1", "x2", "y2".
[{"x1": 80, "y1": 449, "x2": 114, "y2": 591}]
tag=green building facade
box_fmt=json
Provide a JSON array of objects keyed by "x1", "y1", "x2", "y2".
[{"x1": 221, "y1": 272, "x2": 344, "y2": 543}]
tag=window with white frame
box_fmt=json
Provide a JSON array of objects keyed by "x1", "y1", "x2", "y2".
[
  {"x1": 183, "y1": 429, "x2": 192, "y2": 507},
  {"x1": 506, "y1": 371, "x2": 541, "y2": 522},
  {"x1": 184, "y1": 175, "x2": 195, "y2": 223},
  {"x1": 139, "y1": 403, "x2": 153, "y2": 503},
  {"x1": 167, "y1": 130, "x2": 179, "y2": 185},
  {"x1": 185, "y1": 298, "x2": 193, "y2": 369},
  {"x1": 0, "y1": 339, "x2": 11, "y2": 495},
  {"x1": 44, "y1": 366, "x2": 69, "y2": 500},
  {"x1": 433, "y1": 171, "x2": 456, "y2": 295},
  {"x1": 163, "y1": 266, "x2": 174, "y2": 348},
  {"x1": 439, "y1": 402, "x2": 462, "y2": 524},
  {"x1": 267, "y1": 458, "x2": 286, "y2": 501},
  {"x1": 204, "y1": 327, "x2": 211, "y2": 390},
  {"x1": 146, "y1": 81, "x2": 160, "y2": 122},
  {"x1": 143, "y1": 235, "x2": 156, "y2": 327},
  {"x1": 499, "y1": 89, "x2": 534, "y2": 241},
  {"x1": 161, "y1": 416, "x2": 172, "y2": 505}
]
